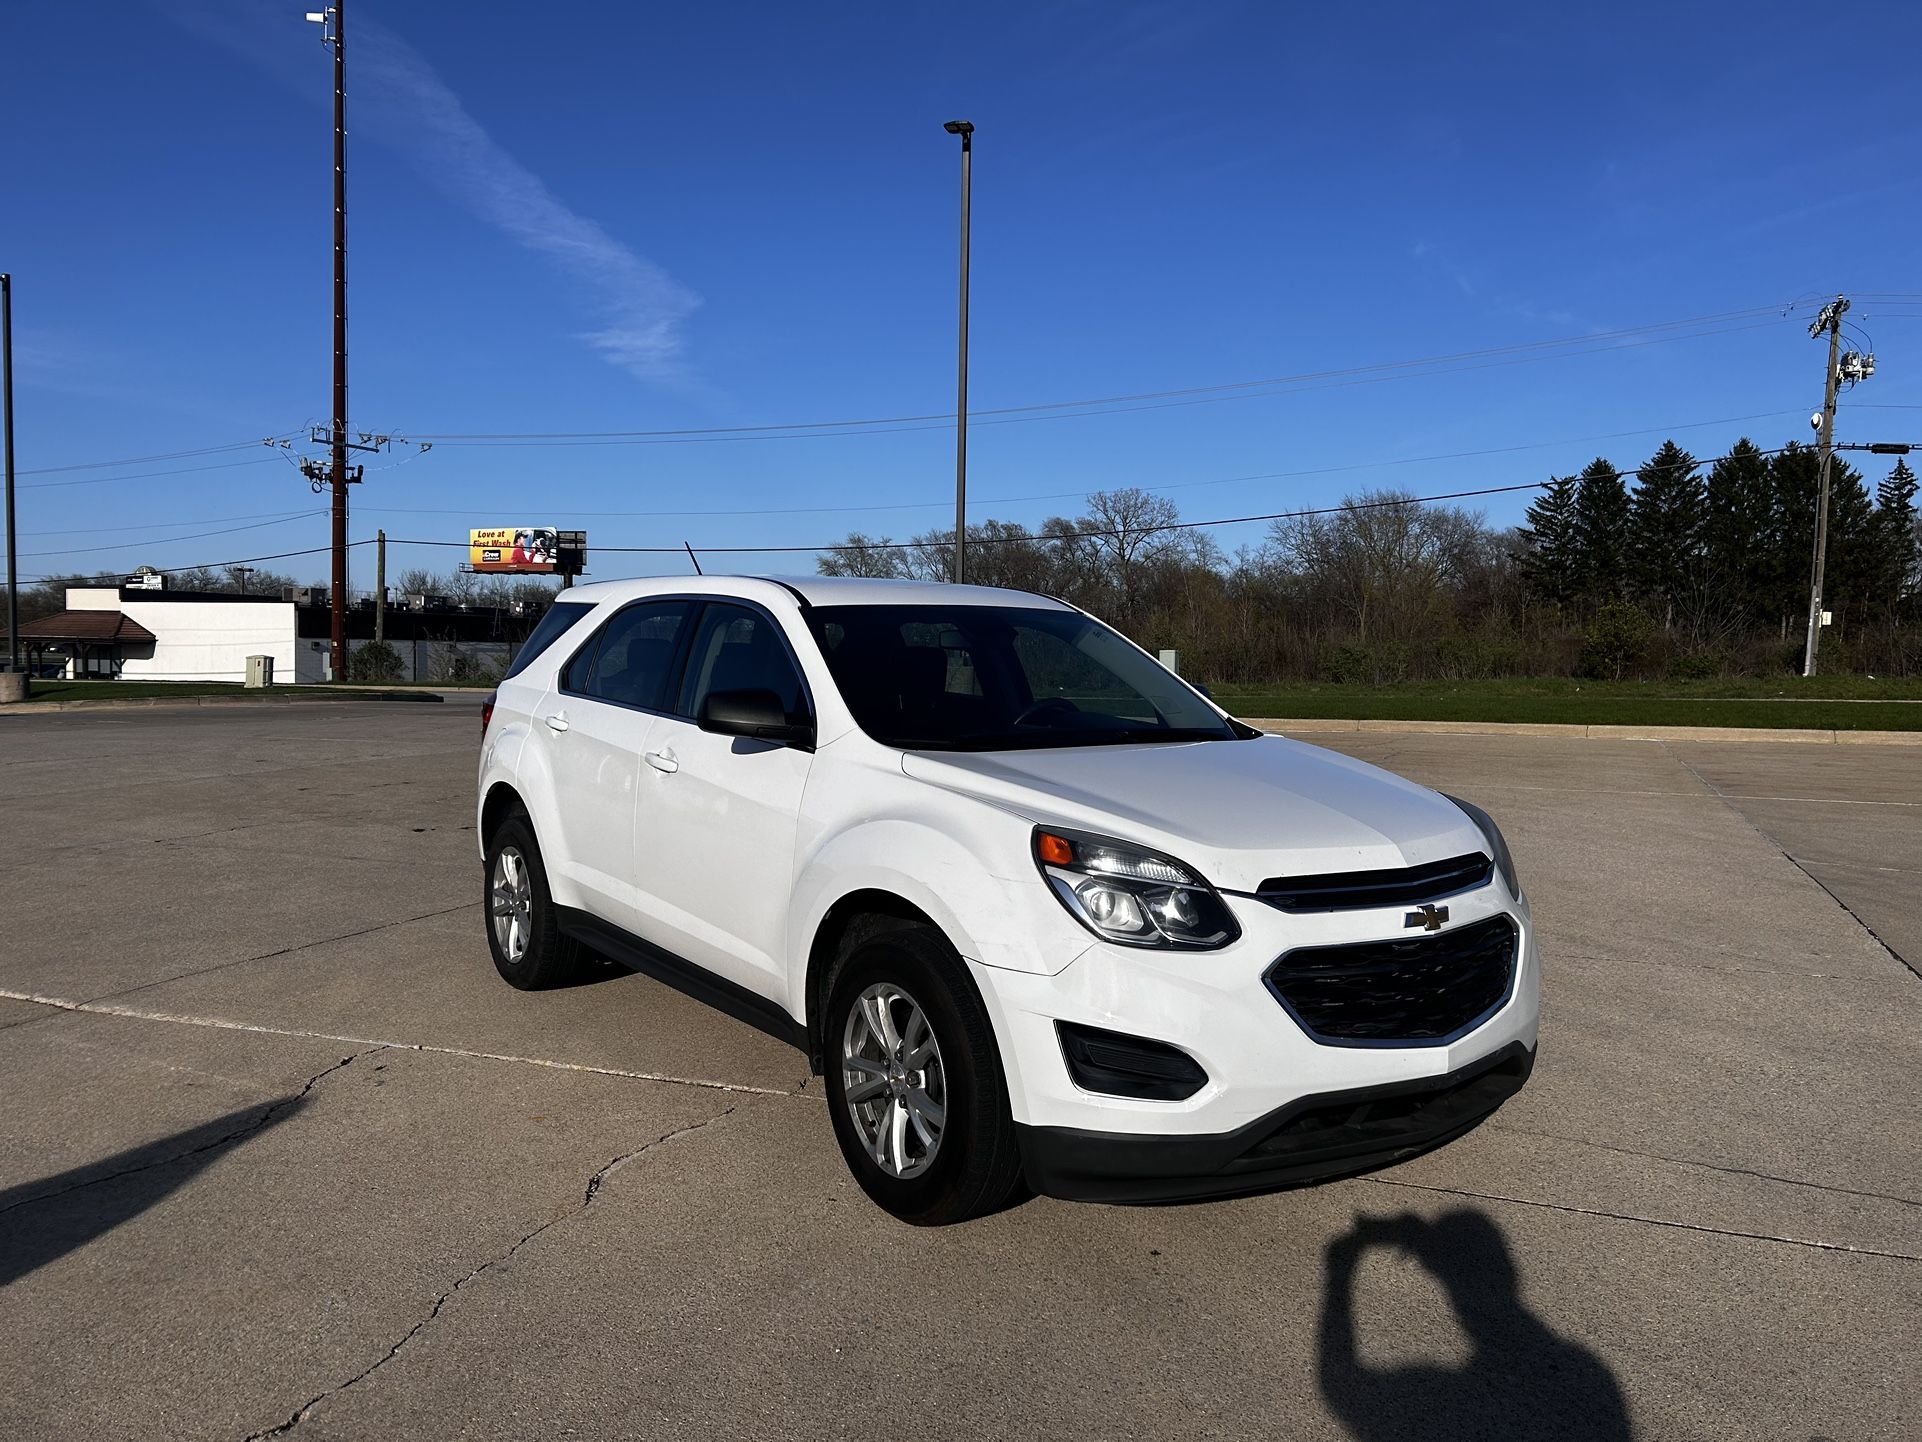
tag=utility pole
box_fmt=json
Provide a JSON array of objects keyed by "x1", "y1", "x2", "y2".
[
  {"x1": 374, "y1": 528, "x2": 385, "y2": 644},
  {"x1": 304, "y1": 3, "x2": 354, "y2": 681},
  {"x1": 1802, "y1": 296, "x2": 1875, "y2": 677},
  {"x1": 944, "y1": 120, "x2": 974, "y2": 585},
  {"x1": 2, "y1": 273, "x2": 18, "y2": 680},
  {"x1": 232, "y1": 566, "x2": 255, "y2": 595}
]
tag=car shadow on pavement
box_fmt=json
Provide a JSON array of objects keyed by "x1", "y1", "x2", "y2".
[
  {"x1": 0, "y1": 1098, "x2": 305, "y2": 1288},
  {"x1": 1318, "y1": 1208, "x2": 1633, "y2": 1442}
]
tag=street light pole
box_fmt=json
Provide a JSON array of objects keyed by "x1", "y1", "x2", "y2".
[
  {"x1": 944, "y1": 120, "x2": 974, "y2": 585},
  {"x1": 1, "y1": 272, "x2": 17, "y2": 677}
]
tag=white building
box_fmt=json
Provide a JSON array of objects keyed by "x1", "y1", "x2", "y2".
[
  {"x1": 23, "y1": 585, "x2": 299, "y2": 683},
  {"x1": 21, "y1": 581, "x2": 548, "y2": 685}
]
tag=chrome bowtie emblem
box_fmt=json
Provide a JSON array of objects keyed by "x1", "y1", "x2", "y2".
[{"x1": 1406, "y1": 903, "x2": 1449, "y2": 932}]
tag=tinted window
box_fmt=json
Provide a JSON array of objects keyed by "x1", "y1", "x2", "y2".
[
  {"x1": 569, "y1": 600, "x2": 690, "y2": 710},
  {"x1": 503, "y1": 600, "x2": 592, "y2": 680},
  {"x1": 677, "y1": 603, "x2": 808, "y2": 720},
  {"x1": 807, "y1": 604, "x2": 1239, "y2": 751}
]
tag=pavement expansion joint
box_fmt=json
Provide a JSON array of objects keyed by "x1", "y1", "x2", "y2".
[
  {"x1": 1487, "y1": 1122, "x2": 1922, "y2": 1211},
  {"x1": 239, "y1": 1098, "x2": 747, "y2": 1441},
  {"x1": 0, "y1": 1046, "x2": 383, "y2": 1220},
  {"x1": 0, "y1": 988, "x2": 819, "y2": 1101},
  {"x1": 1659, "y1": 742, "x2": 1921, "y2": 984},
  {"x1": 1363, "y1": 1176, "x2": 1922, "y2": 1263}
]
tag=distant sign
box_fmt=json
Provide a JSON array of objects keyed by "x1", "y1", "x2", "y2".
[{"x1": 470, "y1": 527, "x2": 559, "y2": 573}]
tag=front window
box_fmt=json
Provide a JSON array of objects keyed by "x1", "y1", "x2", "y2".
[{"x1": 807, "y1": 603, "x2": 1242, "y2": 751}]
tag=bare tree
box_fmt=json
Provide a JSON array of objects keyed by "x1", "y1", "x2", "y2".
[
  {"x1": 819, "y1": 533, "x2": 911, "y2": 578},
  {"x1": 1268, "y1": 491, "x2": 1483, "y2": 645}
]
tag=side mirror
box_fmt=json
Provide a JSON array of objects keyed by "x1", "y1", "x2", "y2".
[
  {"x1": 1195, "y1": 683, "x2": 1214, "y2": 700},
  {"x1": 699, "y1": 688, "x2": 814, "y2": 748}
]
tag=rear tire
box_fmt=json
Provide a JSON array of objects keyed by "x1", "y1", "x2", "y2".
[
  {"x1": 823, "y1": 923, "x2": 1024, "y2": 1225},
  {"x1": 483, "y1": 810, "x2": 584, "y2": 990}
]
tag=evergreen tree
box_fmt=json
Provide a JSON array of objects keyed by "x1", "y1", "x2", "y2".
[
  {"x1": 1822, "y1": 457, "x2": 1875, "y2": 630},
  {"x1": 1570, "y1": 457, "x2": 1631, "y2": 604},
  {"x1": 1765, "y1": 444, "x2": 1822, "y2": 632},
  {"x1": 1515, "y1": 473, "x2": 1579, "y2": 607},
  {"x1": 1702, "y1": 438, "x2": 1773, "y2": 621},
  {"x1": 1870, "y1": 460, "x2": 1919, "y2": 619},
  {"x1": 1628, "y1": 440, "x2": 1704, "y2": 627}
]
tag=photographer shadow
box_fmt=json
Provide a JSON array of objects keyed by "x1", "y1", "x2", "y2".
[{"x1": 1319, "y1": 1208, "x2": 1632, "y2": 1442}]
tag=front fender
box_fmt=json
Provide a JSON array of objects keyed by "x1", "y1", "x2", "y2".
[{"x1": 790, "y1": 816, "x2": 1089, "y2": 982}]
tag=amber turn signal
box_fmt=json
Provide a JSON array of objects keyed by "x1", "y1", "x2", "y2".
[{"x1": 1035, "y1": 831, "x2": 1076, "y2": 867}]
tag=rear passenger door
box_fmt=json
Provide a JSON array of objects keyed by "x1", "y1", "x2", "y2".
[
  {"x1": 630, "y1": 601, "x2": 814, "y2": 1002},
  {"x1": 540, "y1": 598, "x2": 692, "y2": 928}
]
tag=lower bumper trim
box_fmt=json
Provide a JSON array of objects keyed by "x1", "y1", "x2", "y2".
[{"x1": 1016, "y1": 1041, "x2": 1534, "y2": 1204}]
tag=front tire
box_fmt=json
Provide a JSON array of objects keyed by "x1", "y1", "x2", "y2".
[
  {"x1": 823, "y1": 924, "x2": 1024, "y2": 1225},
  {"x1": 484, "y1": 810, "x2": 583, "y2": 990}
]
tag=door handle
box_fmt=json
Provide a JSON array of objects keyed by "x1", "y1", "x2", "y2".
[
  {"x1": 644, "y1": 749, "x2": 679, "y2": 774},
  {"x1": 545, "y1": 712, "x2": 569, "y2": 733}
]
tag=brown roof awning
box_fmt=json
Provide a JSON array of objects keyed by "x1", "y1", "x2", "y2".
[{"x1": 19, "y1": 610, "x2": 158, "y2": 644}]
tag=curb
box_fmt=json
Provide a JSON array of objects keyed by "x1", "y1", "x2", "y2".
[
  {"x1": 0, "y1": 690, "x2": 447, "y2": 715},
  {"x1": 1245, "y1": 717, "x2": 1922, "y2": 746}
]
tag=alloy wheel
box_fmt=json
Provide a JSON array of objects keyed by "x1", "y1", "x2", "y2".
[
  {"x1": 490, "y1": 846, "x2": 533, "y2": 962},
  {"x1": 841, "y1": 983, "x2": 947, "y2": 1178}
]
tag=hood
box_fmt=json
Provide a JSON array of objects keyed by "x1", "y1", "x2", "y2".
[{"x1": 900, "y1": 735, "x2": 1483, "y2": 892}]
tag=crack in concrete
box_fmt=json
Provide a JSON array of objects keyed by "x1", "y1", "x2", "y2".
[
  {"x1": 1488, "y1": 1122, "x2": 1922, "y2": 1210},
  {"x1": 0, "y1": 1047, "x2": 383, "y2": 1219},
  {"x1": 71, "y1": 901, "x2": 480, "y2": 1008},
  {"x1": 0, "y1": 989, "x2": 815, "y2": 1100},
  {"x1": 1554, "y1": 947, "x2": 1891, "y2": 984},
  {"x1": 1362, "y1": 1175, "x2": 1922, "y2": 1262},
  {"x1": 1661, "y1": 743, "x2": 1920, "y2": 984},
  {"x1": 241, "y1": 1100, "x2": 743, "y2": 1441}
]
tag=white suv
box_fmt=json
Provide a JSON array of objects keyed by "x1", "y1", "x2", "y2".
[{"x1": 478, "y1": 577, "x2": 1538, "y2": 1224}]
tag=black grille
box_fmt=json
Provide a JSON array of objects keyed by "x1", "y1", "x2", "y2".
[
  {"x1": 1255, "y1": 852, "x2": 1492, "y2": 912},
  {"x1": 1264, "y1": 914, "x2": 1517, "y2": 1045}
]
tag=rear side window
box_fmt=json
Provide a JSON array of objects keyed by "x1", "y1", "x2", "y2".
[
  {"x1": 504, "y1": 600, "x2": 593, "y2": 680},
  {"x1": 570, "y1": 600, "x2": 692, "y2": 711}
]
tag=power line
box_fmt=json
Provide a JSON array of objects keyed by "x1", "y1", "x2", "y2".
[
  {"x1": 22, "y1": 506, "x2": 323, "y2": 539},
  {"x1": 21, "y1": 540, "x2": 363, "y2": 586},
  {"x1": 2, "y1": 302, "x2": 1813, "y2": 481},
  {"x1": 18, "y1": 511, "x2": 328, "y2": 561},
  {"x1": 356, "y1": 406, "x2": 1808, "y2": 523},
  {"x1": 375, "y1": 448, "x2": 1794, "y2": 558},
  {"x1": 402, "y1": 306, "x2": 1792, "y2": 445},
  {"x1": 20, "y1": 455, "x2": 288, "y2": 491},
  {"x1": 13, "y1": 437, "x2": 291, "y2": 477},
  {"x1": 19, "y1": 441, "x2": 1801, "y2": 584}
]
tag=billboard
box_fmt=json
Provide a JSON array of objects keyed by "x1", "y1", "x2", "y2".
[{"x1": 470, "y1": 527, "x2": 560, "y2": 573}]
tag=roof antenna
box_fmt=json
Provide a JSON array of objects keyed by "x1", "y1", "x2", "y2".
[{"x1": 683, "y1": 541, "x2": 703, "y2": 575}]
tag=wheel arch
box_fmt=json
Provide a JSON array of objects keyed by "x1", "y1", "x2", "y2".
[
  {"x1": 804, "y1": 888, "x2": 939, "y2": 1073},
  {"x1": 480, "y1": 780, "x2": 525, "y2": 848}
]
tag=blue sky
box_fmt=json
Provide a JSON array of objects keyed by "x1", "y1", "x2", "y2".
[{"x1": 6, "y1": 0, "x2": 1922, "y2": 587}]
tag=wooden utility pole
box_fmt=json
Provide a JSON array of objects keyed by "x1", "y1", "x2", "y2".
[
  {"x1": 1803, "y1": 298, "x2": 1847, "y2": 677},
  {"x1": 375, "y1": 528, "x2": 386, "y2": 644},
  {"x1": 327, "y1": 0, "x2": 350, "y2": 681}
]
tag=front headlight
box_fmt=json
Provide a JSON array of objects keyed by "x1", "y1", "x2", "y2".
[
  {"x1": 1445, "y1": 794, "x2": 1522, "y2": 898},
  {"x1": 1033, "y1": 826, "x2": 1240, "y2": 950}
]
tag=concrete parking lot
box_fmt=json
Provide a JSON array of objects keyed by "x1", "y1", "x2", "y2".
[{"x1": 1, "y1": 701, "x2": 1916, "y2": 1441}]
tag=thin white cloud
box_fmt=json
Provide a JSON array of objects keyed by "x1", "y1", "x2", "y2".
[
  {"x1": 354, "y1": 23, "x2": 700, "y2": 383},
  {"x1": 170, "y1": 2, "x2": 699, "y2": 384}
]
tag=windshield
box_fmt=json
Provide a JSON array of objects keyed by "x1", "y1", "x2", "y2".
[{"x1": 806, "y1": 603, "x2": 1243, "y2": 751}]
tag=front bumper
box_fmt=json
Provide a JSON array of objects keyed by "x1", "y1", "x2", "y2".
[
  {"x1": 970, "y1": 882, "x2": 1540, "y2": 1140},
  {"x1": 1016, "y1": 1041, "x2": 1534, "y2": 1203}
]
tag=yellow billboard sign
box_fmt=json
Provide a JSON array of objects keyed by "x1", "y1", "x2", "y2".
[{"x1": 469, "y1": 527, "x2": 559, "y2": 573}]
